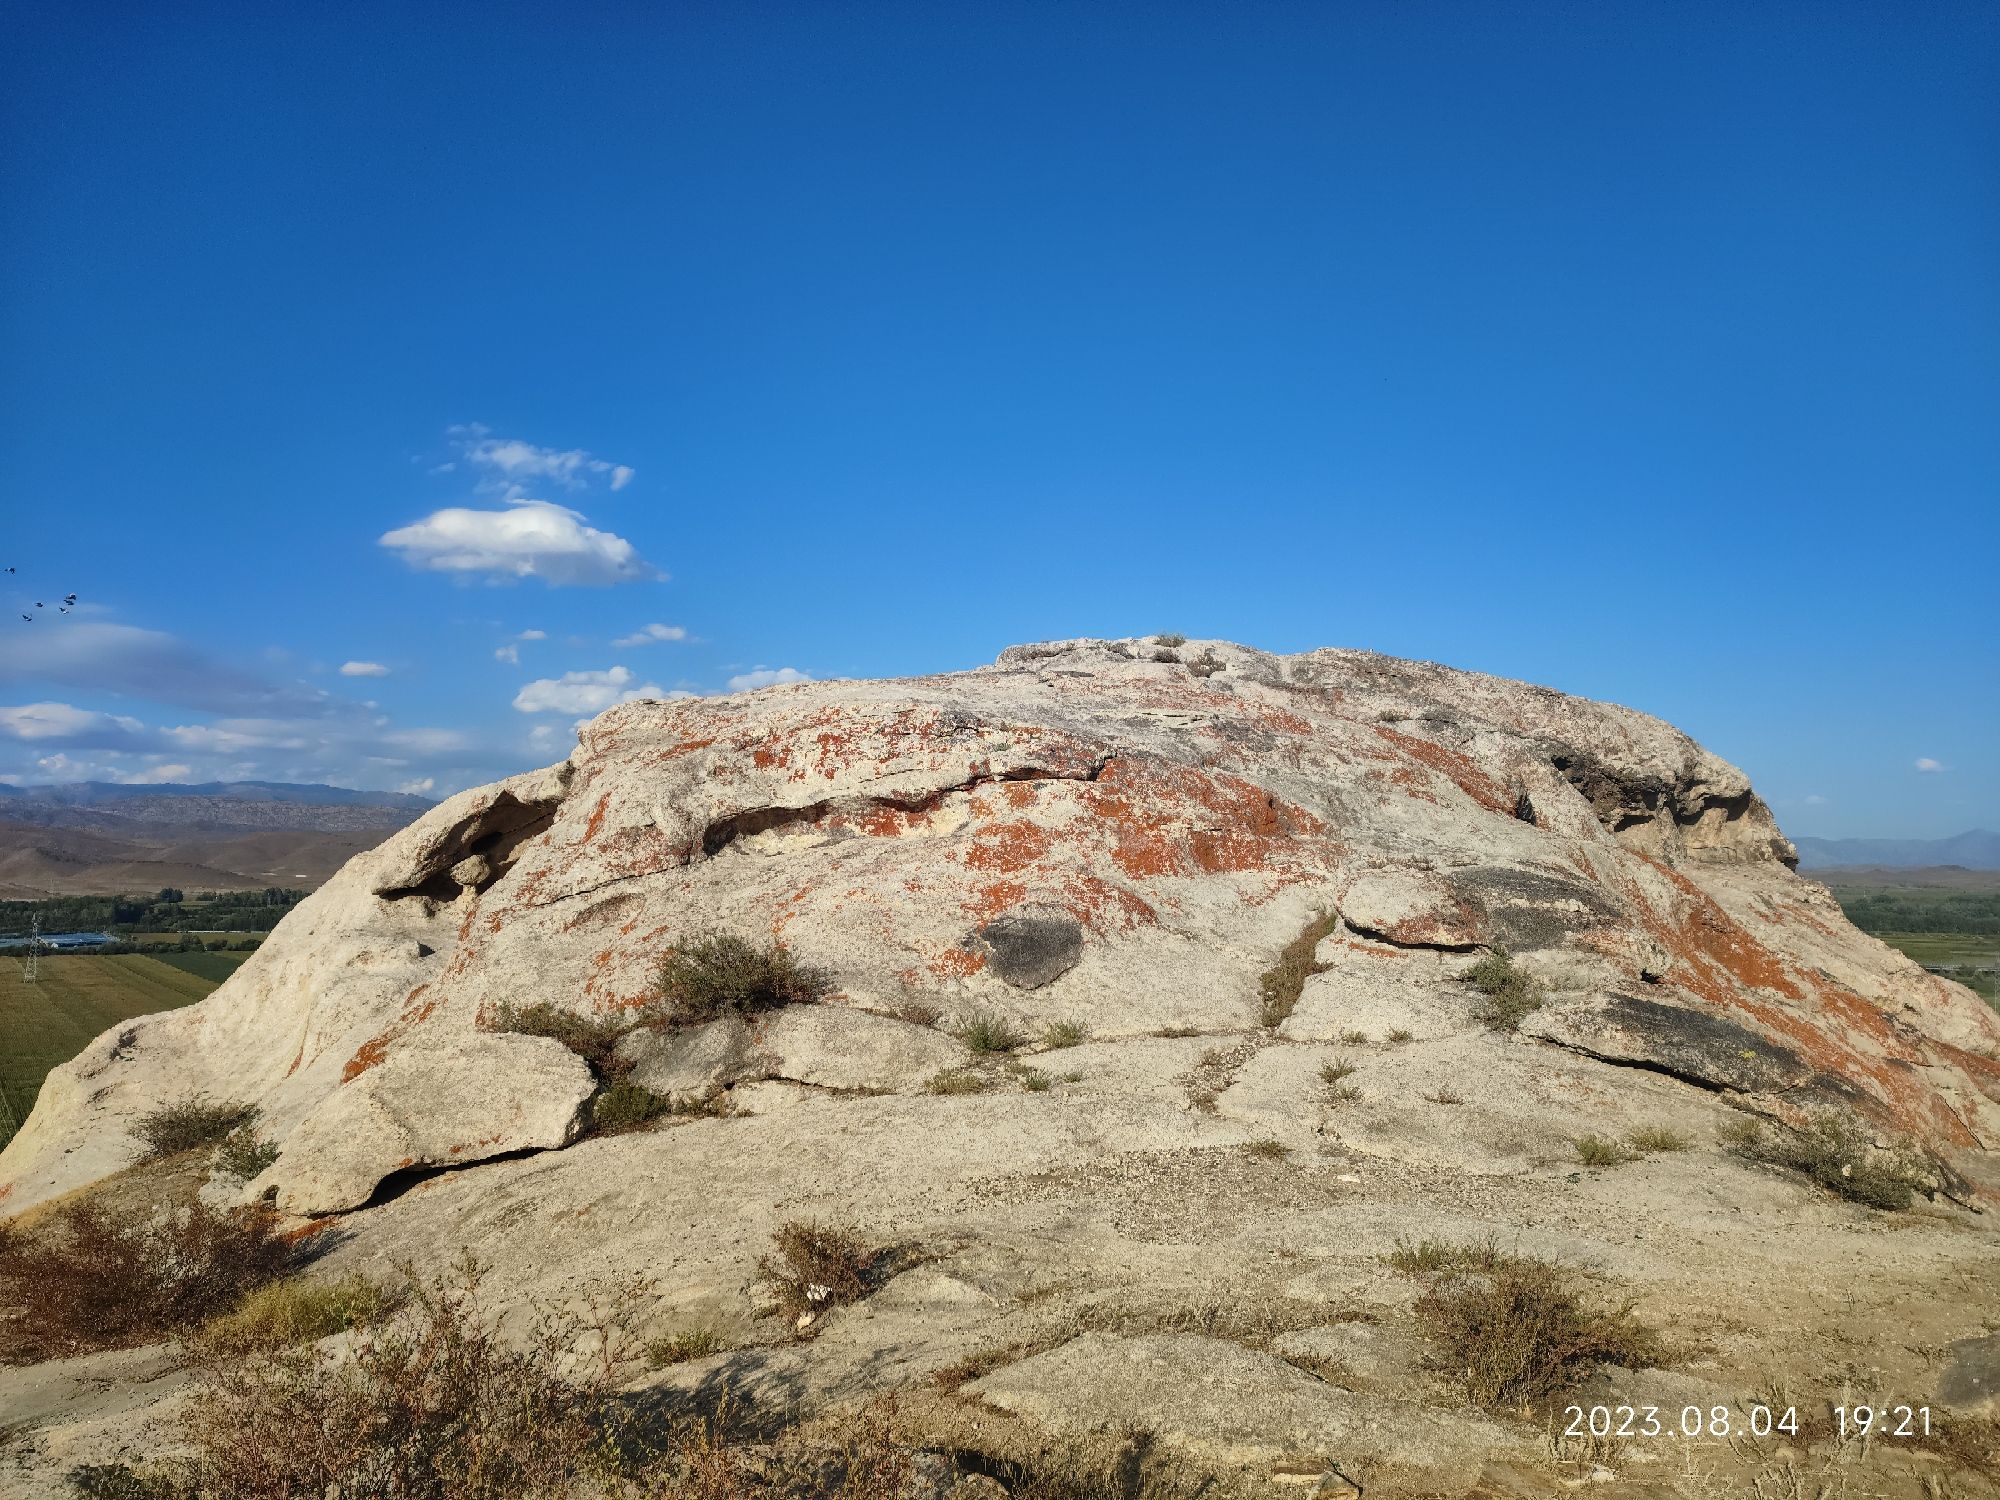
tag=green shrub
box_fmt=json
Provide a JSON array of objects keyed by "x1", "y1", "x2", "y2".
[
  {"x1": 1388, "y1": 1028, "x2": 1415, "y2": 1044},
  {"x1": 1259, "y1": 912, "x2": 1337, "y2": 1027},
  {"x1": 1319, "y1": 1055, "x2": 1358, "y2": 1084},
  {"x1": 657, "y1": 932, "x2": 831, "y2": 1025},
  {"x1": 133, "y1": 1096, "x2": 260, "y2": 1160},
  {"x1": 1463, "y1": 948, "x2": 1544, "y2": 1031},
  {"x1": 489, "y1": 1001, "x2": 631, "y2": 1078},
  {"x1": 1388, "y1": 1236, "x2": 1515, "y2": 1276},
  {"x1": 955, "y1": 1010, "x2": 1023, "y2": 1053},
  {"x1": 1154, "y1": 633, "x2": 1187, "y2": 648},
  {"x1": 213, "y1": 1127, "x2": 281, "y2": 1183},
  {"x1": 588, "y1": 1080, "x2": 673, "y2": 1134},
  {"x1": 1724, "y1": 1113, "x2": 1927, "y2": 1210}
]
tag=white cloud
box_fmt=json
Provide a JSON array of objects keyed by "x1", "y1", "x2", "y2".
[
  {"x1": 494, "y1": 644, "x2": 519, "y2": 665},
  {"x1": 380, "y1": 500, "x2": 659, "y2": 587},
  {"x1": 447, "y1": 425, "x2": 635, "y2": 498},
  {"x1": 1915, "y1": 757, "x2": 1945, "y2": 773},
  {"x1": 1803, "y1": 794, "x2": 1828, "y2": 806},
  {"x1": 518, "y1": 629, "x2": 547, "y2": 641},
  {"x1": 0, "y1": 702, "x2": 150, "y2": 747},
  {"x1": 398, "y1": 777, "x2": 436, "y2": 795},
  {"x1": 512, "y1": 665, "x2": 665, "y2": 716},
  {"x1": 339, "y1": 661, "x2": 390, "y2": 678},
  {"x1": 613, "y1": 623, "x2": 689, "y2": 647},
  {"x1": 726, "y1": 666, "x2": 812, "y2": 693}
]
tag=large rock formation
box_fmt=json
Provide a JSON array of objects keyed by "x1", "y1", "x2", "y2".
[
  {"x1": 7, "y1": 637, "x2": 1993, "y2": 1220},
  {"x1": 5, "y1": 639, "x2": 1998, "y2": 1495}
]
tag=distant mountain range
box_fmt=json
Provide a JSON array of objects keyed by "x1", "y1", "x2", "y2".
[
  {"x1": 1792, "y1": 830, "x2": 2000, "y2": 871},
  {"x1": 0, "y1": 782, "x2": 437, "y2": 897}
]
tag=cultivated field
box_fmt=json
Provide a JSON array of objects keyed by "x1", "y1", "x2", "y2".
[{"x1": 0, "y1": 954, "x2": 227, "y2": 1149}]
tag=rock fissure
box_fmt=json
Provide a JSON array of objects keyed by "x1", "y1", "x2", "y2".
[{"x1": 697, "y1": 756, "x2": 1116, "y2": 858}]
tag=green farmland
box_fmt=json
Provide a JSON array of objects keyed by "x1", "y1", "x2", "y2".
[
  {"x1": 0, "y1": 954, "x2": 229, "y2": 1151},
  {"x1": 1821, "y1": 869, "x2": 2000, "y2": 1007}
]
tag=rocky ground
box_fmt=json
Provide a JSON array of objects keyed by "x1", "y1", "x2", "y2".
[{"x1": 3, "y1": 638, "x2": 1996, "y2": 1497}]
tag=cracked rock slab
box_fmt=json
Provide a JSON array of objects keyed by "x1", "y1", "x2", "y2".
[{"x1": 257, "y1": 1032, "x2": 594, "y2": 1216}]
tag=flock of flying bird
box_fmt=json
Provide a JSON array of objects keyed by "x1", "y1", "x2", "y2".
[{"x1": 7, "y1": 568, "x2": 77, "y2": 621}]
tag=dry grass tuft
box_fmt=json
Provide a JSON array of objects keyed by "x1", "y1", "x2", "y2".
[
  {"x1": 1627, "y1": 1124, "x2": 1692, "y2": 1154},
  {"x1": 1039, "y1": 1019, "x2": 1087, "y2": 1049},
  {"x1": 1574, "y1": 1134, "x2": 1637, "y2": 1168},
  {"x1": 1258, "y1": 912, "x2": 1337, "y2": 1027},
  {"x1": 646, "y1": 1325, "x2": 724, "y2": 1367},
  {"x1": 955, "y1": 1010, "x2": 1024, "y2": 1053},
  {"x1": 197, "y1": 1275, "x2": 394, "y2": 1357},
  {"x1": 924, "y1": 1068, "x2": 995, "y2": 1096}
]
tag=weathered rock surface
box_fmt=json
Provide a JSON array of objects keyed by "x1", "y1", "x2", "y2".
[{"x1": 4, "y1": 638, "x2": 1999, "y2": 1495}]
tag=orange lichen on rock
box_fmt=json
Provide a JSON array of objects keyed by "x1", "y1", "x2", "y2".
[
  {"x1": 341, "y1": 1035, "x2": 391, "y2": 1083},
  {"x1": 1374, "y1": 726, "x2": 1512, "y2": 814}
]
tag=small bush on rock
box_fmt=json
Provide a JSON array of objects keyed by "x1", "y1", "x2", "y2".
[
  {"x1": 1040, "y1": 1018, "x2": 1087, "y2": 1049},
  {"x1": 0, "y1": 1200, "x2": 292, "y2": 1363},
  {"x1": 1628, "y1": 1125, "x2": 1692, "y2": 1154},
  {"x1": 1395, "y1": 1247, "x2": 1664, "y2": 1408},
  {"x1": 1463, "y1": 947, "x2": 1544, "y2": 1031},
  {"x1": 213, "y1": 1127, "x2": 281, "y2": 1183},
  {"x1": 1724, "y1": 1112, "x2": 1928, "y2": 1210},
  {"x1": 489, "y1": 1001, "x2": 631, "y2": 1078},
  {"x1": 589, "y1": 1080, "x2": 674, "y2": 1134},
  {"x1": 757, "y1": 1221, "x2": 881, "y2": 1330},
  {"x1": 657, "y1": 931, "x2": 831, "y2": 1025},
  {"x1": 1574, "y1": 1135, "x2": 1636, "y2": 1167},
  {"x1": 134, "y1": 1095, "x2": 260, "y2": 1159}
]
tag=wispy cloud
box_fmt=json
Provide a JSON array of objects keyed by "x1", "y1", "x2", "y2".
[
  {"x1": 1914, "y1": 757, "x2": 1946, "y2": 773},
  {"x1": 0, "y1": 702, "x2": 152, "y2": 748},
  {"x1": 613, "y1": 623, "x2": 688, "y2": 647},
  {"x1": 726, "y1": 666, "x2": 812, "y2": 693},
  {"x1": 494, "y1": 645, "x2": 519, "y2": 665},
  {"x1": 448, "y1": 424, "x2": 635, "y2": 499},
  {"x1": 339, "y1": 660, "x2": 390, "y2": 677},
  {"x1": 0, "y1": 621, "x2": 339, "y2": 715},
  {"x1": 512, "y1": 665, "x2": 666, "y2": 716},
  {"x1": 380, "y1": 501, "x2": 659, "y2": 587}
]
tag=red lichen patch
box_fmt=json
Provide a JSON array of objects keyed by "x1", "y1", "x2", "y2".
[
  {"x1": 1635, "y1": 858, "x2": 1802, "y2": 1004},
  {"x1": 341, "y1": 1035, "x2": 392, "y2": 1084},
  {"x1": 1002, "y1": 780, "x2": 1037, "y2": 810},
  {"x1": 964, "y1": 879, "x2": 1031, "y2": 924},
  {"x1": 582, "y1": 791, "x2": 612, "y2": 844},
  {"x1": 1374, "y1": 726, "x2": 1512, "y2": 814},
  {"x1": 398, "y1": 985, "x2": 435, "y2": 1025},
  {"x1": 446, "y1": 1133, "x2": 504, "y2": 1158},
  {"x1": 1079, "y1": 759, "x2": 1326, "y2": 882},
  {"x1": 284, "y1": 1040, "x2": 306, "y2": 1078},
  {"x1": 929, "y1": 946, "x2": 987, "y2": 980},
  {"x1": 966, "y1": 818, "x2": 1058, "y2": 875}
]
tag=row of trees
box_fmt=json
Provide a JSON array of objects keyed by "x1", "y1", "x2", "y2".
[{"x1": 0, "y1": 888, "x2": 305, "y2": 939}]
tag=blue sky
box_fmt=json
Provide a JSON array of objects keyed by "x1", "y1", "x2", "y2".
[{"x1": 1, "y1": 2, "x2": 1993, "y2": 838}]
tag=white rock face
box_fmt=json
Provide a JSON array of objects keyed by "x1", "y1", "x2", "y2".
[{"x1": 3, "y1": 638, "x2": 1997, "y2": 1225}]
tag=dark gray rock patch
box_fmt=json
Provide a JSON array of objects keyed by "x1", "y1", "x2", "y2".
[{"x1": 970, "y1": 907, "x2": 1084, "y2": 989}]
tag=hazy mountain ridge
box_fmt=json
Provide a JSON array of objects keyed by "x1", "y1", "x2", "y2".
[{"x1": 1793, "y1": 829, "x2": 2000, "y2": 871}]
